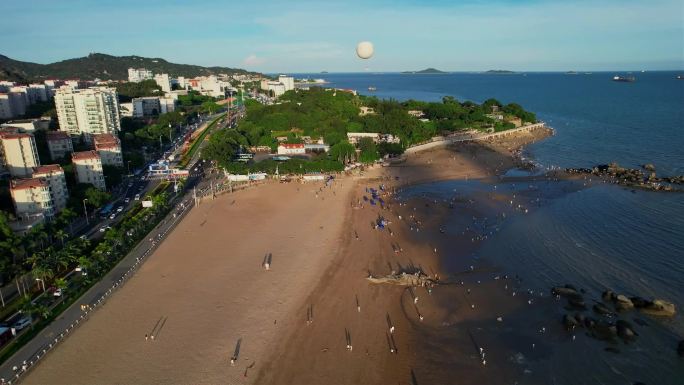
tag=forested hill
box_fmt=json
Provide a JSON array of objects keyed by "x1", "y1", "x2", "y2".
[{"x1": 0, "y1": 53, "x2": 259, "y2": 82}]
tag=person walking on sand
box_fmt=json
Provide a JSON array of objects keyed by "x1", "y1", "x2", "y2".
[{"x1": 145, "y1": 334, "x2": 148, "y2": 341}]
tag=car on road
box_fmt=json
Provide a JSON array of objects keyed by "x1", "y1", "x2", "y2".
[
  {"x1": 99, "y1": 226, "x2": 107, "y2": 233},
  {"x1": 12, "y1": 316, "x2": 32, "y2": 331},
  {"x1": 109, "y1": 213, "x2": 116, "y2": 219},
  {"x1": 135, "y1": 193, "x2": 141, "y2": 200},
  {"x1": 124, "y1": 197, "x2": 130, "y2": 203},
  {"x1": 53, "y1": 288, "x2": 63, "y2": 297},
  {"x1": 116, "y1": 206, "x2": 124, "y2": 212},
  {"x1": 128, "y1": 182, "x2": 133, "y2": 187}
]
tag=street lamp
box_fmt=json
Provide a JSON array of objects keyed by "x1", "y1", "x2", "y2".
[{"x1": 83, "y1": 198, "x2": 89, "y2": 225}]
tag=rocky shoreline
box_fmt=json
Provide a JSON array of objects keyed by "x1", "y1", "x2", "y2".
[{"x1": 566, "y1": 162, "x2": 683, "y2": 192}]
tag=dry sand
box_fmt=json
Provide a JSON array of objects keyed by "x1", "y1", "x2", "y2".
[
  {"x1": 23, "y1": 179, "x2": 355, "y2": 385},
  {"x1": 23, "y1": 128, "x2": 551, "y2": 385}
]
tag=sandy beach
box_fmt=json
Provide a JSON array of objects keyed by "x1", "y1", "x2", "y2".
[{"x1": 22, "y1": 127, "x2": 553, "y2": 385}]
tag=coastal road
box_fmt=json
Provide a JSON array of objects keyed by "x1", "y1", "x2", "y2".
[{"x1": 0, "y1": 172, "x2": 205, "y2": 384}]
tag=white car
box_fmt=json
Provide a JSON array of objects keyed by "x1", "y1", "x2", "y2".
[
  {"x1": 124, "y1": 197, "x2": 130, "y2": 203},
  {"x1": 109, "y1": 213, "x2": 116, "y2": 219},
  {"x1": 53, "y1": 288, "x2": 63, "y2": 297},
  {"x1": 99, "y1": 226, "x2": 107, "y2": 233},
  {"x1": 135, "y1": 194, "x2": 141, "y2": 201},
  {"x1": 116, "y1": 206, "x2": 123, "y2": 212},
  {"x1": 13, "y1": 316, "x2": 32, "y2": 331}
]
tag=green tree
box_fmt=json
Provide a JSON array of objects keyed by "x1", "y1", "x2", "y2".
[
  {"x1": 329, "y1": 141, "x2": 356, "y2": 163},
  {"x1": 358, "y1": 138, "x2": 380, "y2": 163},
  {"x1": 85, "y1": 187, "x2": 111, "y2": 208}
]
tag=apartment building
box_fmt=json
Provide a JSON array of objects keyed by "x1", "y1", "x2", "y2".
[
  {"x1": 54, "y1": 87, "x2": 121, "y2": 142},
  {"x1": 128, "y1": 67, "x2": 153, "y2": 82},
  {"x1": 154, "y1": 73, "x2": 172, "y2": 93},
  {"x1": 0, "y1": 131, "x2": 40, "y2": 177},
  {"x1": 72, "y1": 150, "x2": 106, "y2": 190},
  {"x1": 33, "y1": 164, "x2": 69, "y2": 212},
  {"x1": 46, "y1": 131, "x2": 74, "y2": 161},
  {"x1": 10, "y1": 177, "x2": 54, "y2": 220},
  {"x1": 93, "y1": 133, "x2": 123, "y2": 167}
]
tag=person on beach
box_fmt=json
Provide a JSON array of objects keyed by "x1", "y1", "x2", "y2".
[{"x1": 145, "y1": 334, "x2": 148, "y2": 341}]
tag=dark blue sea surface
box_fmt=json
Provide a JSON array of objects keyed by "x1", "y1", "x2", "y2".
[{"x1": 299, "y1": 72, "x2": 684, "y2": 383}]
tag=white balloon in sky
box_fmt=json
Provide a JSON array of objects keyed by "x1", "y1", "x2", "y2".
[{"x1": 356, "y1": 41, "x2": 374, "y2": 59}]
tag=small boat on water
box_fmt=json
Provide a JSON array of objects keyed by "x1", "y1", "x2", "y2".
[
  {"x1": 368, "y1": 86, "x2": 377, "y2": 91},
  {"x1": 676, "y1": 75, "x2": 684, "y2": 80},
  {"x1": 612, "y1": 75, "x2": 635, "y2": 82}
]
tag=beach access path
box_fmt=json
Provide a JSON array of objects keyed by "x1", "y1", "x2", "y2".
[{"x1": 21, "y1": 179, "x2": 355, "y2": 385}]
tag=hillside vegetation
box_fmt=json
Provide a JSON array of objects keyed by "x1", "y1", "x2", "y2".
[{"x1": 0, "y1": 53, "x2": 258, "y2": 82}]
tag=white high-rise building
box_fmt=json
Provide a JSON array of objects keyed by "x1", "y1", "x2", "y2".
[
  {"x1": 154, "y1": 73, "x2": 172, "y2": 93},
  {"x1": 278, "y1": 75, "x2": 295, "y2": 92},
  {"x1": 54, "y1": 87, "x2": 121, "y2": 142},
  {"x1": 128, "y1": 68, "x2": 153, "y2": 82}
]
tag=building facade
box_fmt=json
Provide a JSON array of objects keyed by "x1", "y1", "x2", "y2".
[
  {"x1": 1, "y1": 118, "x2": 50, "y2": 133},
  {"x1": 154, "y1": 73, "x2": 172, "y2": 93},
  {"x1": 128, "y1": 68, "x2": 153, "y2": 82},
  {"x1": 132, "y1": 97, "x2": 161, "y2": 118},
  {"x1": 55, "y1": 87, "x2": 121, "y2": 142},
  {"x1": 33, "y1": 164, "x2": 69, "y2": 212},
  {"x1": 0, "y1": 131, "x2": 40, "y2": 177},
  {"x1": 277, "y1": 143, "x2": 306, "y2": 155},
  {"x1": 72, "y1": 151, "x2": 106, "y2": 190},
  {"x1": 10, "y1": 178, "x2": 54, "y2": 220},
  {"x1": 278, "y1": 75, "x2": 295, "y2": 92},
  {"x1": 46, "y1": 131, "x2": 74, "y2": 162},
  {"x1": 93, "y1": 133, "x2": 124, "y2": 167}
]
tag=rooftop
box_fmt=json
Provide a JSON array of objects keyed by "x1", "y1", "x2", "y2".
[
  {"x1": 279, "y1": 143, "x2": 305, "y2": 149},
  {"x1": 10, "y1": 177, "x2": 48, "y2": 190},
  {"x1": 93, "y1": 133, "x2": 120, "y2": 149},
  {"x1": 33, "y1": 164, "x2": 63, "y2": 175},
  {"x1": 72, "y1": 150, "x2": 100, "y2": 161},
  {"x1": 46, "y1": 131, "x2": 71, "y2": 141},
  {"x1": 0, "y1": 131, "x2": 33, "y2": 140}
]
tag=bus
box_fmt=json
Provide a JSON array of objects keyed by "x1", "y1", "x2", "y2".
[{"x1": 99, "y1": 203, "x2": 115, "y2": 218}]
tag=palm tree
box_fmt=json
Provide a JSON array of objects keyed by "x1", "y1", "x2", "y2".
[
  {"x1": 32, "y1": 264, "x2": 54, "y2": 292},
  {"x1": 55, "y1": 229, "x2": 68, "y2": 248}
]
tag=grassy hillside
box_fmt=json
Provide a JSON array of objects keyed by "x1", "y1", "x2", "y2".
[{"x1": 0, "y1": 53, "x2": 259, "y2": 82}]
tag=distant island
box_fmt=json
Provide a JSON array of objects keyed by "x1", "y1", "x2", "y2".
[
  {"x1": 485, "y1": 70, "x2": 516, "y2": 74},
  {"x1": 402, "y1": 68, "x2": 448, "y2": 74}
]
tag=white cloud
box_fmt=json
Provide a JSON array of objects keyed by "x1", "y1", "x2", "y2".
[{"x1": 242, "y1": 54, "x2": 265, "y2": 66}]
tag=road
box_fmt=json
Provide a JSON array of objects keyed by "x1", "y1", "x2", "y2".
[{"x1": 0, "y1": 108, "x2": 240, "y2": 384}]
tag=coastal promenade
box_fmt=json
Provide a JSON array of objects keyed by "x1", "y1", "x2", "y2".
[{"x1": 404, "y1": 122, "x2": 549, "y2": 154}]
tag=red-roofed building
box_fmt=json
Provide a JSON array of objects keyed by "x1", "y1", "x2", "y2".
[
  {"x1": 46, "y1": 130, "x2": 74, "y2": 162},
  {"x1": 277, "y1": 143, "x2": 305, "y2": 155},
  {"x1": 72, "y1": 151, "x2": 106, "y2": 190},
  {"x1": 93, "y1": 133, "x2": 123, "y2": 167},
  {"x1": 33, "y1": 164, "x2": 69, "y2": 211},
  {"x1": 10, "y1": 177, "x2": 54, "y2": 220}
]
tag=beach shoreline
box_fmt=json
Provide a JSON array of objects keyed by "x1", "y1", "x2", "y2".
[{"x1": 20, "y1": 127, "x2": 555, "y2": 385}]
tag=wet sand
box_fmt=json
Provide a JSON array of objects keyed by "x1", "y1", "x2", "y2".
[{"x1": 22, "y1": 128, "x2": 553, "y2": 385}]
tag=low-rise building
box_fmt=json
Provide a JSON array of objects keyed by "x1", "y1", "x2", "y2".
[
  {"x1": 132, "y1": 97, "x2": 161, "y2": 118},
  {"x1": 46, "y1": 131, "x2": 74, "y2": 161},
  {"x1": 93, "y1": 133, "x2": 123, "y2": 167},
  {"x1": 159, "y1": 97, "x2": 176, "y2": 114},
  {"x1": 33, "y1": 164, "x2": 69, "y2": 212},
  {"x1": 359, "y1": 106, "x2": 375, "y2": 116},
  {"x1": 0, "y1": 131, "x2": 40, "y2": 177},
  {"x1": 119, "y1": 102, "x2": 133, "y2": 117},
  {"x1": 72, "y1": 151, "x2": 106, "y2": 190},
  {"x1": 10, "y1": 177, "x2": 54, "y2": 220},
  {"x1": 408, "y1": 110, "x2": 425, "y2": 118},
  {"x1": 128, "y1": 68, "x2": 153, "y2": 82},
  {"x1": 304, "y1": 143, "x2": 330, "y2": 153},
  {"x1": 346, "y1": 132, "x2": 380, "y2": 144},
  {"x1": 1, "y1": 118, "x2": 50, "y2": 132},
  {"x1": 277, "y1": 143, "x2": 305, "y2": 155}
]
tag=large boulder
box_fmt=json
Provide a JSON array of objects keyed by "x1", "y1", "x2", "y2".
[
  {"x1": 593, "y1": 302, "x2": 615, "y2": 317},
  {"x1": 616, "y1": 320, "x2": 638, "y2": 341},
  {"x1": 639, "y1": 299, "x2": 676, "y2": 317},
  {"x1": 615, "y1": 295, "x2": 634, "y2": 312}
]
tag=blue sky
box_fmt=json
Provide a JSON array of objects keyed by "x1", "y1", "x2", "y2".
[{"x1": 2, "y1": 0, "x2": 682, "y2": 72}]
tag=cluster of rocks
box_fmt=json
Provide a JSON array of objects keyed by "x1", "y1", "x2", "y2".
[
  {"x1": 565, "y1": 162, "x2": 683, "y2": 191},
  {"x1": 551, "y1": 285, "x2": 679, "y2": 355}
]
